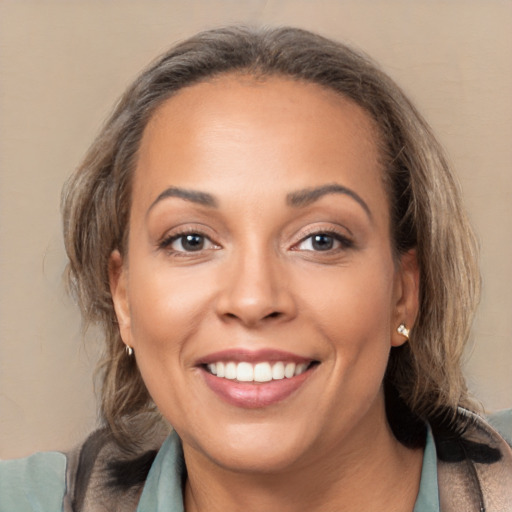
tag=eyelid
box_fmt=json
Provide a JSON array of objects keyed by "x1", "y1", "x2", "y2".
[
  {"x1": 297, "y1": 232, "x2": 353, "y2": 251},
  {"x1": 158, "y1": 224, "x2": 221, "y2": 252},
  {"x1": 166, "y1": 233, "x2": 216, "y2": 252},
  {"x1": 290, "y1": 224, "x2": 354, "y2": 249}
]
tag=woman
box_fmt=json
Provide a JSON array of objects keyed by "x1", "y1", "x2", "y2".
[{"x1": 1, "y1": 26, "x2": 511, "y2": 511}]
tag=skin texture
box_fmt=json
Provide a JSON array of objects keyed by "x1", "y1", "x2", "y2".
[{"x1": 110, "y1": 75, "x2": 422, "y2": 511}]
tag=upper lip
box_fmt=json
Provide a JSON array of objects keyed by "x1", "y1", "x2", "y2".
[{"x1": 197, "y1": 348, "x2": 315, "y2": 366}]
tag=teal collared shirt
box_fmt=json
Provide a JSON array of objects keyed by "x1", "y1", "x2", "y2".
[
  {"x1": 135, "y1": 428, "x2": 441, "y2": 512},
  {"x1": 3, "y1": 410, "x2": 512, "y2": 510},
  {"x1": 18, "y1": 412, "x2": 512, "y2": 512},
  {"x1": 0, "y1": 428, "x2": 440, "y2": 511},
  {"x1": 413, "y1": 427, "x2": 440, "y2": 512}
]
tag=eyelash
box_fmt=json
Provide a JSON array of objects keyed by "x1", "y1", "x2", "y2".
[
  {"x1": 159, "y1": 228, "x2": 354, "y2": 256},
  {"x1": 159, "y1": 229, "x2": 218, "y2": 255},
  {"x1": 293, "y1": 229, "x2": 354, "y2": 252}
]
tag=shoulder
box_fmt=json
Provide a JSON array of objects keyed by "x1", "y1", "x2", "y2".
[
  {"x1": 0, "y1": 451, "x2": 67, "y2": 512},
  {"x1": 487, "y1": 408, "x2": 512, "y2": 446},
  {"x1": 65, "y1": 421, "x2": 170, "y2": 511},
  {"x1": 434, "y1": 408, "x2": 512, "y2": 511}
]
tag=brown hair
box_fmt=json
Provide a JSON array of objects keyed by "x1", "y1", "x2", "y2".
[{"x1": 62, "y1": 26, "x2": 480, "y2": 446}]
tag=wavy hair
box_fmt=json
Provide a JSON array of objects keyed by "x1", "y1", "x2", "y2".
[{"x1": 62, "y1": 26, "x2": 480, "y2": 447}]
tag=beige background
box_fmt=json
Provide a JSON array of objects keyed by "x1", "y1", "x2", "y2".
[{"x1": 0, "y1": 1, "x2": 511, "y2": 459}]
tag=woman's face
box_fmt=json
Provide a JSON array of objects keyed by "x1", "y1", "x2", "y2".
[{"x1": 110, "y1": 75, "x2": 418, "y2": 473}]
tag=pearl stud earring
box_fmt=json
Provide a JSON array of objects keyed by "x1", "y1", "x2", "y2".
[{"x1": 397, "y1": 323, "x2": 410, "y2": 340}]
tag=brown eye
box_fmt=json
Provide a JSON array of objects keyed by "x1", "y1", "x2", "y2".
[
  {"x1": 166, "y1": 233, "x2": 213, "y2": 252},
  {"x1": 178, "y1": 234, "x2": 205, "y2": 251}
]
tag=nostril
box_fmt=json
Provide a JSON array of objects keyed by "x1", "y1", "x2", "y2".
[{"x1": 221, "y1": 310, "x2": 283, "y2": 325}]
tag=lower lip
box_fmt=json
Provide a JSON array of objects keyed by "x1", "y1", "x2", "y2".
[{"x1": 201, "y1": 366, "x2": 315, "y2": 409}]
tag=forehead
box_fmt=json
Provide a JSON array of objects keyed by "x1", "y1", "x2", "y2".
[
  {"x1": 143, "y1": 74, "x2": 380, "y2": 151},
  {"x1": 133, "y1": 74, "x2": 385, "y2": 211}
]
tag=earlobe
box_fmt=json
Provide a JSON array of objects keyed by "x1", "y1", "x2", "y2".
[
  {"x1": 391, "y1": 249, "x2": 420, "y2": 347},
  {"x1": 108, "y1": 250, "x2": 133, "y2": 346}
]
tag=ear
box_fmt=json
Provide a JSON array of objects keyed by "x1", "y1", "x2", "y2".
[
  {"x1": 109, "y1": 249, "x2": 133, "y2": 347},
  {"x1": 391, "y1": 249, "x2": 420, "y2": 347}
]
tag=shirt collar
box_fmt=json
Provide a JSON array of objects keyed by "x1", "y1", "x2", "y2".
[
  {"x1": 138, "y1": 428, "x2": 439, "y2": 511},
  {"x1": 413, "y1": 425, "x2": 440, "y2": 512}
]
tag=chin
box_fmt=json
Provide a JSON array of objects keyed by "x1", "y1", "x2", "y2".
[
  {"x1": 179, "y1": 416, "x2": 318, "y2": 475},
  {"x1": 207, "y1": 438, "x2": 310, "y2": 475}
]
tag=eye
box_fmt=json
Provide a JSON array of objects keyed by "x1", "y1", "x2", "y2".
[
  {"x1": 295, "y1": 232, "x2": 353, "y2": 252},
  {"x1": 162, "y1": 232, "x2": 216, "y2": 253}
]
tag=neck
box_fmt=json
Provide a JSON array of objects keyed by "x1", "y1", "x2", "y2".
[{"x1": 183, "y1": 406, "x2": 423, "y2": 512}]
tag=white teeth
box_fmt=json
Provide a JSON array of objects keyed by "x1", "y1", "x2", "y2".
[
  {"x1": 237, "y1": 362, "x2": 254, "y2": 382},
  {"x1": 206, "y1": 361, "x2": 311, "y2": 382},
  {"x1": 272, "y1": 361, "x2": 285, "y2": 380},
  {"x1": 284, "y1": 362, "x2": 296, "y2": 378},
  {"x1": 294, "y1": 363, "x2": 307, "y2": 376},
  {"x1": 225, "y1": 362, "x2": 237, "y2": 380},
  {"x1": 254, "y1": 362, "x2": 272, "y2": 382}
]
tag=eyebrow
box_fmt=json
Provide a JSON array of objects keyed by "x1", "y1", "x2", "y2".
[
  {"x1": 286, "y1": 183, "x2": 372, "y2": 219},
  {"x1": 148, "y1": 186, "x2": 218, "y2": 214},
  {"x1": 147, "y1": 183, "x2": 371, "y2": 218}
]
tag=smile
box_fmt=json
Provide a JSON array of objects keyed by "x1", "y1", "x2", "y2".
[
  {"x1": 199, "y1": 350, "x2": 319, "y2": 408},
  {"x1": 206, "y1": 361, "x2": 310, "y2": 382}
]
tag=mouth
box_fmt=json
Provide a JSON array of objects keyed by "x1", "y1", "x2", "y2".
[
  {"x1": 197, "y1": 349, "x2": 320, "y2": 408},
  {"x1": 204, "y1": 360, "x2": 316, "y2": 382}
]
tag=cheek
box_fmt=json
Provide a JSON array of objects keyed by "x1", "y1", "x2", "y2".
[
  {"x1": 297, "y1": 254, "x2": 396, "y2": 381},
  {"x1": 299, "y1": 255, "x2": 396, "y2": 334},
  {"x1": 123, "y1": 258, "x2": 225, "y2": 411},
  {"x1": 128, "y1": 262, "x2": 215, "y2": 350},
  {"x1": 125, "y1": 263, "x2": 217, "y2": 418}
]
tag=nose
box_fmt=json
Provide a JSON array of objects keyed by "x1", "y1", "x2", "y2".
[{"x1": 215, "y1": 246, "x2": 297, "y2": 327}]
